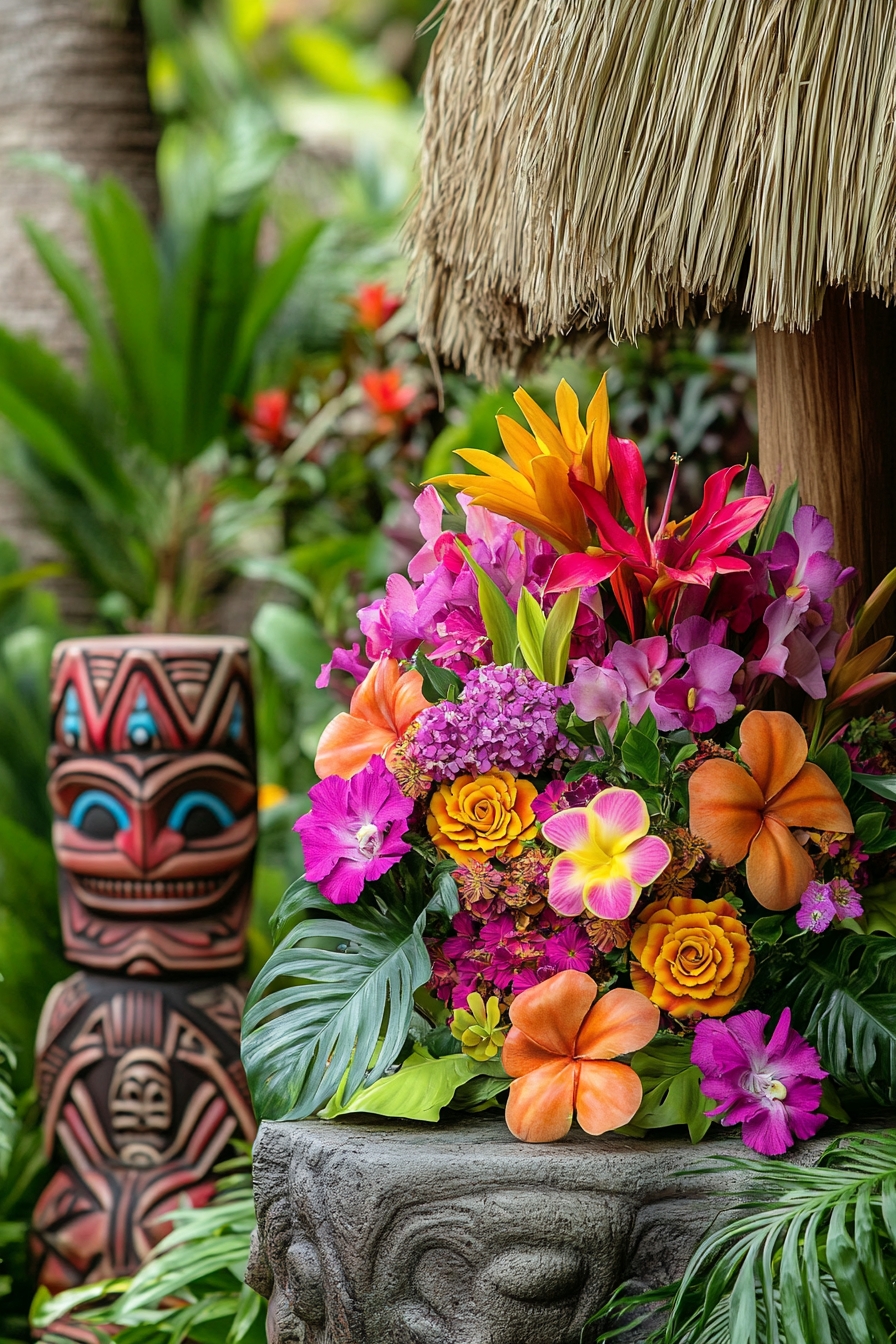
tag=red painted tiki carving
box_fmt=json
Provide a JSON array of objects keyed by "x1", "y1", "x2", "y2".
[
  {"x1": 48, "y1": 637, "x2": 257, "y2": 975},
  {"x1": 31, "y1": 973, "x2": 256, "y2": 1292},
  {"x1": 34, "y1": 637, "x2": 259, "y2": 1308}
]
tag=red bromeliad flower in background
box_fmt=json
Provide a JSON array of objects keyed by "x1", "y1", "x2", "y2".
[
  {"x1": 548, "y1": 448, "x2": 773, "y2": 638},
  {"x1": 352, "y1": 282, "x2": 402, "y2": 331},
  {"x1": 360, "y1": 368, "x2": 417, "y2": 425},
  {"x1": 243, "y1": 388, "x2": 293, "y2": 451}
]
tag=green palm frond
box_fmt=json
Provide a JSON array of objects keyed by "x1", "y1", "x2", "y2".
[
  {"x1": 242, "y1": 856, "x2": 458, "y2": 1119},
  {"x1": 787, "y1": 934, "x2": 896, "y2": 1106},
  {"x1": 592, "y1": 1130, "x2": 896, "y2": 1344}
]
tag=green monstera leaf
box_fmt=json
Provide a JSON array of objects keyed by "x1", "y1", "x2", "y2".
[{"x1": 242, "y1": 856, "x2": 458, "y2": 1120}]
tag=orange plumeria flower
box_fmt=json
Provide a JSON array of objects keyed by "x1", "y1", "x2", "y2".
[
  {"x1": 502, "y1": 971, "x2": 659, "y2": 1143},
  {"x1": 314, "y1": 657, "x2": 429, "y2": 780},
  {"x1": 688, "y1": 710, "x2": 853, "y2": 911}
]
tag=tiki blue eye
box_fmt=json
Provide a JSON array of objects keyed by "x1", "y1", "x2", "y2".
[
  {"x1": 126, "y1": 692, "x2": 158, "y2": 748},
  {"x1": 70, "y1": 790, "x2": 131, "y2": 840},
  {"x1": 63, "y1": 686, "x2": 83, "y2": 747},
  {"x1": 167, "y1": 791, "x2": 235, "y2": 840}
]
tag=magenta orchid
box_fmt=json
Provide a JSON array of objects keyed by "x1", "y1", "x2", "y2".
[
  {"x1": 657, "y1": 644, "x2": 744, "y2": 733},
  {"x1": 294, "y1": 755, "x2": 414, "y2": 903},
  {"x1": 692, "y1": 1009, "x2": 827, "y2": 1156},
  {"x1": 606, "y1": 636, "x2": 684, "y2": 730}
]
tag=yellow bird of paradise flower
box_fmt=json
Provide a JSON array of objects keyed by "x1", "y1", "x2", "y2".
[{"x1": 428, "y1": 376, "x2": 613, "y2": 554}]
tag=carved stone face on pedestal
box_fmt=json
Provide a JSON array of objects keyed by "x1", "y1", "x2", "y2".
[
  {"x1": 31, "y1": 972, "x2": 256, "y2": 1293},
  {"x1": 248, "y1": 1120, "x2": 830, "y2": 1344},
  {"x1": 48, "y1": 637, "x2": 257, "y2": 975}
]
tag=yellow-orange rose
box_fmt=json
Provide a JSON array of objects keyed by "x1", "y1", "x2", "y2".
[
  {"x1": 428, "y1": 770, "x2": 538, "y2": 866},
  {"x1": 629, "y1": 896, "x2": 754, "y2": 1019}
]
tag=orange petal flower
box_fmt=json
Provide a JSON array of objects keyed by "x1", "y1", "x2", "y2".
[
  {"x1": 689, "y1": 710, "x2": 853, "y2": 910},
  {"x1": 314, "y1": 657, "x2": 429, "y2": 780},
  {"x1": 429, "y1": 378, "x2": 612, "y2": 553},
  {"x1": 502, "y1": 971, "x2": 659, "y2": 1142}
]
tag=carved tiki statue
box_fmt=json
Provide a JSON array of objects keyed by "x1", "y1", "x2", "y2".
[{"x1": 31, "y1": 638, "x2": 258, "y2": 1295}]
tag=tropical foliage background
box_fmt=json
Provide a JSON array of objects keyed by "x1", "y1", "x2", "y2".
[{"x1": 0, "y1": 0, "x2": 760, "y2": 1336}]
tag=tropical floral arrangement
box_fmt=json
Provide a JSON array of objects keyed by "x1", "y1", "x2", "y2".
[{"x1": 242, "y1": 377, "x2": 896, "y2": 1157}]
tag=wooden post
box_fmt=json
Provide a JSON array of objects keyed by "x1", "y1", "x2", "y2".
[{"x1": 756, "y1": 290, "x2": 896, "y2": 629}]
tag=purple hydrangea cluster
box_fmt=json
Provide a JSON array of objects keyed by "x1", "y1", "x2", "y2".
[{"x1": 408, "y1": 664, "x2": 576, "y2": 781}]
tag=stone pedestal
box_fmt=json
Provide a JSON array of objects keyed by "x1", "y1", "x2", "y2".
[{"x1": 248, "y1": 1116, "x2": 827, "y2": 1344}]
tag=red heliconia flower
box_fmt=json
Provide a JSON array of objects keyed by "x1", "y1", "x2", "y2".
[
  {"x1": 244, "y1": 388, "x2": 292, "y2": 450},
  {"x1": 548, "y1": 453, "x2": 772, "y2": 638},
  {"x1": 353, "y1": 282, "x2": 402, "y2": 331},
  {"x1": 360, "y1": 369, "x2": 417, "y2": 419}
]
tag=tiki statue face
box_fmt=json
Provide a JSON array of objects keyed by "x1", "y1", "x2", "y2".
[{"x1": 48, "y1": 637, "x2": 257, "y2": 975}]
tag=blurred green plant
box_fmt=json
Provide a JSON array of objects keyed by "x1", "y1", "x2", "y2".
[
  {"x1": 0, "y1": 1082, "x2": 48, "y2": 1344},
  {"x1": 31, "y1": 1149, "x2": 262, "y2": 1344},
  {"x1": 0, "y1": 546, "x2": 66, "y2": 1085},
  {"x1": 0, "y1": 161, "x2": 319, "y2": 632}
]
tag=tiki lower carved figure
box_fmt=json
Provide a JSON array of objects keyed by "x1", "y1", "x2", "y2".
[{"x1": 32, "y1": 638, "x2": 258, "y2": 1295}]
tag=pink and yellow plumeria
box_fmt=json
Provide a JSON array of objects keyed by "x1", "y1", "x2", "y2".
[{"x1": 541, "y1": 788, "x2": 672, "y2": 920}]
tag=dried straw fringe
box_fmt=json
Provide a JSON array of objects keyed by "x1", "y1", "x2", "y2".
[{"x1": 406, "y1": 0, "x2": 896, "y2": 384}]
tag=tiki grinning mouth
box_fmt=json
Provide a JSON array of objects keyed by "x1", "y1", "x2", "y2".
[{"x1": 77, "y1": 875, "x2": 225, "y2": 901}]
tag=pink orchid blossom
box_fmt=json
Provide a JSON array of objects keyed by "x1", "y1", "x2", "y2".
[
  {"x1": 294, "y1": 755, "x2": 414, "y2": 904},
  {"x1": 692, "y1": 1009, "x2": 827, "y2": 1156},
  {"x1": 657, "y1": 644, "x2": 744, "y2": 733},
  {"x1": 569, "y1": 659, "x2": 628, "y2": 735},
  {"x1": 607, "y1": 637, "x2": 684, "y2": 730}
]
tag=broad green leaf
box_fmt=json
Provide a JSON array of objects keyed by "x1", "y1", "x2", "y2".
[
  {"x1": 320, "y1": 1045, "x2": 507, "y2": 1122},
  {"x1": 854, "y1": 773, "x2": 896, "y2": 803},
  {"x1": 251, "y1": 602, "x2": 332, "y2": 689},
  {"x1": 456, "y1": 542, "x2": 517, "y2": 665},
  {"x1": 755, "y1": 478, "x2": 799, "y2": 553},
  {"x1": 750, "y1": 915, "x2": 785, "y2": 945},
  {"x1": 229, "y1": 221, "x2": 322, "y2": 392},
  {"x1": 621, "y1": 727, "x2": 662, "y2": 786},
  {"x1": 542, "y1": 588, "x2": 580, "y2": 685},
  {"x1": 790, "y1": 935, "x2": 896, "y2": 1103},
  {"x1": 515, "y1": 586, "x2": 546, "y2": 679},
  {"x1": 242, "y1": 862, "x2": 442, "y2": 1119},
  {"x1": 416, "y1": 651, "x2": 463, "y2": 704},
  {"x1": 813, "y1": 743, "x2": 852, "y2": 798},
  {"x1": 671, "y1": 742, "x2": 698, "y2": 769},
  {"x1": 623, "y1": 1038, "x2": 710, "y2": 1143}
]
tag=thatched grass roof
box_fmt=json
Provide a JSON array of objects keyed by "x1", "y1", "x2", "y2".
[{"x1": 406, "y1": 0, "x2": 896, "y2": 382}]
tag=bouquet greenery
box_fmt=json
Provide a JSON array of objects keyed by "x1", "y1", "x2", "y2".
[{"x1": 243, "y1": 376, "x2": 896, "y2": 1156}]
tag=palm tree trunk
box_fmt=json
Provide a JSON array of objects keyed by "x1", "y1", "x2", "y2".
[{"x1": 0, "y1": 0, "x2": 158, "y2": 622}]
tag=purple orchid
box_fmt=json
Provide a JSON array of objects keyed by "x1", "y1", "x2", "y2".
[
  {"x1": 569, "y1": 659, "x2": 627, "y2": 735},
  {"x1": 830, "y1": 878, "x2": 863, "y2": 920},
  {"x1": 316, "y1": 642, "x2": 370, "y2": 689},
  {"x1": 407, "y1": 485, "x2": 469, "y2": 581},
  {"x1": 796, "y1": 881, "x2": 836, "y2": 932},
  {"x1": 744, "y1": 592, "x2": 827, "y2": 700},
  {"x1": 607, "y1": 637, "x2": 685, "y2": 731},
  {"x1": 294, "y1": 755, "x2": 414, "y2": 904},
  {"x1": 657, "y1": 644, "x2": 744, "y2": 733},
  {"x1": 542, "y1": 924, "x2": 594, "y2": 973},
  {"x1": 770, "y1": 506, "x2": 856, "y2": 607},
  {"x1": 692, "y1": 1009, "x2": 827, "y2": 1156}
]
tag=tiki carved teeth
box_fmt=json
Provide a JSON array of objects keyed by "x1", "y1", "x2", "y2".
[{"x1": 78, "y1": 876, "x2": 222, "y2": 899}]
